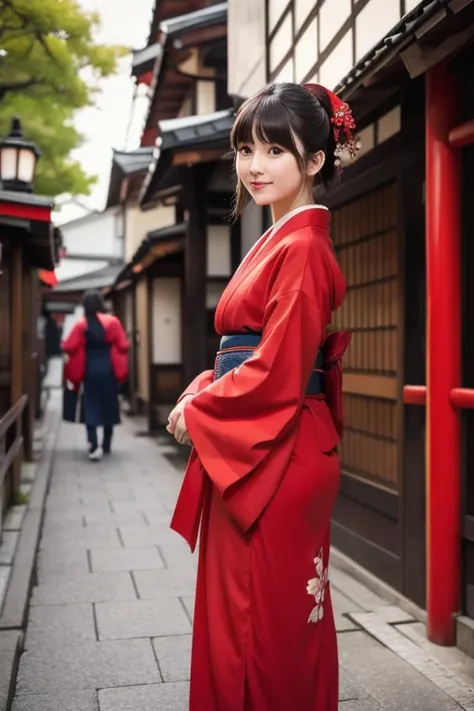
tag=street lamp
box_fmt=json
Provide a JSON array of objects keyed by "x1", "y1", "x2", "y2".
[{"x1": 0, "y1": 116, "x2": 40, "y2": 193}]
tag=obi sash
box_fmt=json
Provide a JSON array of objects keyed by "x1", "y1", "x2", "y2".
[
  {"x1": 170, "y1": 329, "x2": 351, "y2": 551},
  {"x1": 215, "y1": 333, "x2": 323, "y2": 395}
]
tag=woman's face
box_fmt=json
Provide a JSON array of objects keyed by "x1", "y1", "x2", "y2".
[
  {"x1": 235, "y1": 130, "x2": 303, "y2": 208},
  {"x1": 235, "y1": 128, "x2": 323, "y2": 217}
]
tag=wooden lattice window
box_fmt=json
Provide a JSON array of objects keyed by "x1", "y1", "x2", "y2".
[{"x1": 331, "y1": 182, "x2": 400, "y2": 489}]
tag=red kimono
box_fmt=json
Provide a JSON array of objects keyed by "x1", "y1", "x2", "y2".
[
  {"x1": 62, "y1": 313, "x2": 129, "y2": 387},
  {"x1": 171, "y1": 205, "x2": 348, "y2": 711}
]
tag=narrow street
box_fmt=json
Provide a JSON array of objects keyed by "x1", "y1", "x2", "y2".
[{"x1": 8, "y1": 391, "x2": 474, "y2": 710}]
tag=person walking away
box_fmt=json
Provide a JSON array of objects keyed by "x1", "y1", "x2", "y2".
[
  {"x1": 166, "y1": 81, "x2": 357, "y2": 711},
  {"x1": 62, "y1": 290, "x2": 129, "y2": 460}
]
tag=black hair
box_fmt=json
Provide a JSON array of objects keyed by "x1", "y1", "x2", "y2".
[
  {"x1": 83, "y1": 289, "x2": 106, "y2": 318},
  {"x1": 230, "y1": 82, "x2": 338, "y2": 217}
]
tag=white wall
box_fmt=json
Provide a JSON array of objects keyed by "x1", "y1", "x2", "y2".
[
  {"x1": 152, "y1": 278, "x2": 182, "y2": 364},
  {"x1": 228, "y1": 0, "x2": 266, "y2": 98},
  {"x1": 125, "y1": 204, "x2": 175, "y2": 262},
  {"x1": 240, "y1": 201, "x2": 264, "y2": 259},
  {"x1": 263, "y1": 0, "x2": 405, "y2": 90},
  {"x1": 56, "y1": 206, "x2": 123, "y2": 282},
  {"x1": 207, "y1": 225, "x2": 231, "y2": 277}
]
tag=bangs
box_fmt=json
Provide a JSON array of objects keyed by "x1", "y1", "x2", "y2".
[{"x1": 230, "y1": 94, "x2": 301, "y2": 158}]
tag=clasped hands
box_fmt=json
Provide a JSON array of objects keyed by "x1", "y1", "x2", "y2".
[{"x1": 166, "y1": 394, "x2": 193, "y2": 446}]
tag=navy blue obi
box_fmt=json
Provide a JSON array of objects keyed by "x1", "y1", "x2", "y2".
[{"x1": 214, "y1": 333, "x2": 323, "y2": 395}]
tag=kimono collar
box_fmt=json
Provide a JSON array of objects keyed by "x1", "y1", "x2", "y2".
[{"x1": 269, "y1": 204, "x2": 330, "y2": 239}]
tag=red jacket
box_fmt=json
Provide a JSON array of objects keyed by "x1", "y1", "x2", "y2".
[{"x1": 62, "y1": 313, "x2": 129, "y2": 387}]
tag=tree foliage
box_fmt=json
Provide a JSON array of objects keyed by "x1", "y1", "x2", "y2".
[{"x1": 0, "y1": 0, "x2": 128, "y2": 196}]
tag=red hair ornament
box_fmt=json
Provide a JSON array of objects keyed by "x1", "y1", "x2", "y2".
[{"x1": 303, "y1": 83, "x2": 359, "y2": 171}]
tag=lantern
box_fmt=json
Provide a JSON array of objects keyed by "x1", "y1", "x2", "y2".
[{"x1": 0, "y1": 116, "x2": 40, "y2": 193}]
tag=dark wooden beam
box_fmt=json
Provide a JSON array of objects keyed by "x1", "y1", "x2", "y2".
[
  {"x1": 10, "y1": 243, "x2": 23, "y2": 493},
  {"x1": 399, "y1": 85, "x2": 426, "y2": 608},
  {"x1": 183, "y1": 164, "x2": 208, "y2": 384},
  {"x1": 230, "y1": 217, "x2": 241, "y2": 273},
  {"x1": 176, "y1": 24, "x2": 227, "y2": 50}
]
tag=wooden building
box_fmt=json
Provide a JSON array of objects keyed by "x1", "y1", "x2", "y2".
[
  {"x1": 107, "y1": 0, "x2": 238, "y2": 431},
  {"x1": 0, "y1": 188, "x2": 60, "y2": 532},
  {"x1": 228, "y1": 0, "x2": 474, "y2": 650}
]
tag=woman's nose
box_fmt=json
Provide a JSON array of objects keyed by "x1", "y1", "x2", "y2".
[{"x1": 249, "y1": 159, "x2": 263, "y2": 176}]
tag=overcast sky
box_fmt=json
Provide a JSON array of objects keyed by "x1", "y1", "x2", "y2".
[{"x1": 55, "y1": 0, "x2": 155, "y2": 224}]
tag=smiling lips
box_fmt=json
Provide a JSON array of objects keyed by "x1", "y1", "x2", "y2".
[{"x1": 250, "y1": 181, "x2": 271, "y2": 190}]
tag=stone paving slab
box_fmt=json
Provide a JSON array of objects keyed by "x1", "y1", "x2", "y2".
[
  {"x1": 95, "y1": 598, "x2": 192, "y2": 640},
  {"x1": 152, "y1": 635, "x2": 192, "y2": 682},
  {"x1": 3, "y1": 506, "x2": 27, "y2": 531},
  {"x1": 143, "y1": 510, "x2": 175, "y2": 526},
  {"x1": 25, "y1": 604, "x2": 96, "y2": 649},
  {"x1": 31, "y1": 571, "x2": 137, "y2": 605},
  {"x1": 0, "y1": 630, "x2": 21, "y2": 711},
  {"x1": 133, "y1": 567, "x2": 197, "y2": 599},
  {"x1": 349, "y1": 611, "x2": 474, "y2": 710},
  {"x1": 39, "y1": 526, "x2": 122, "y2": 550},
  {"x1": 0, "y1": 561, "x2": 10, "y2": 603},
  {"x1": 339, "y1": 674, "x2": 372, "y2": 702},
  {"x1": 158, "y1": 541, "x2": 198, "y2": 570},
  {"x1": 90, "y1": 546, "x2": 164, "y2": 573},
  {"x1": 16, "y1": 639, "x2": 161, "y2": 694},
  {"x1": 98, "y1": 681, "x2": 188, "y2": 711},
  {"x1": 181, "y1": 596, "x2": 194, "y2": 623},
  {"x1": 0, "y1": 531, "x2": 19, "y2": 565},
  {"x1": 12, "y1": 690, "x2": 99, "y2": 711},
  {"x1": 331, "y1": 589, "x2": 360, "y2": 632},
  {"x1": 83, "y1": 510, "x2": 146, "y2": 526},
  {"x1": 110, "y1": 499, "x2": 173, "y2": 514},
  {"x1": 36, "y1": 545, "x2": 89, "y2": 582},
  {"x1": 399, "y1": 621, "x2": 474, "y2": 690},
  {"x1": 118, "y1": 523, "x2": 180, "y2": 548},
  {"x1": 339, "y1": 699, "x2": 383, "y2": 710},
  {"x1": 330, "y1": 566, "x2": 390, "y2": 611},
  {"x1": 338, "y1": 632, "x2": 463, "y2": 710}
]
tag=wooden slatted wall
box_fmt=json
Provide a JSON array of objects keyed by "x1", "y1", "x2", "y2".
[{"x1": 331, "y1": 182, "x2": 400, "y2": 490}]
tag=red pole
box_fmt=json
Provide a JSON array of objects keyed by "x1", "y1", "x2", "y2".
[{"x1": 426, "y1": 63, "x2": 461, "y2": 645}]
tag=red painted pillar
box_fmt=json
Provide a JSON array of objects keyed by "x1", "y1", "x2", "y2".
[{"x1": 426, "y1": 63, "x2": 461, "y2": 645}]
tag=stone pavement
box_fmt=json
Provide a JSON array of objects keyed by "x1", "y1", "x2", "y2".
[{"x1": 8, "y1": 398, "x2": 474, "y2": 710}]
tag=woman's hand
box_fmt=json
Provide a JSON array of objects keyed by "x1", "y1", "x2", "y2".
[
  {"x1": 167, "y1": 395, "x2": 193, "y2": 446},
  {"x1": 173, "y1": 411, "x2": 192, "y2": 446}
]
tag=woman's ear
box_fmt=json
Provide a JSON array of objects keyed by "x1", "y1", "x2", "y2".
[{"x1": 306, "y1": 150, "x2": 325, "y2": 177}]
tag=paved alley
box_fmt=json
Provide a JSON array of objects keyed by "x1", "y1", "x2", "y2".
[{"x1": 8, "y1": 395, "x2": 474, "y2": 710}]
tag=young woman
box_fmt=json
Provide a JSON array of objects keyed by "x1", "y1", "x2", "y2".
[
  {"x1": 167, "y1": 82, "x2": 357, "y2": 710},
  {"x1": 62, "y1": 290, "x2": 129, "y2": 460}
]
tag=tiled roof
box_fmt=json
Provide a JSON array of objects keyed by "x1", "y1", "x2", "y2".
[
  {"x1": 140, "y1": 109, "x2": 234, "y2": 206},
  {"x1": 162, "y1": 2, "x2": 227, "y2": 38},
  {"x1": 132, "y1": 3, "x2": 226, "y2": 77},
  {"x1": 54, "y1": 264, "x2": 124, "y2": 293},
  {"x1": 112, "y1": 147, "x2": 154, "y2": 175},
  {"x1": 106, "y1": 148, "x2": 154, "y2": 209},
  {"x1": 0, "y1": 189, "x2": 54, "y2": 209},
  {"x1": 335, "y1": 0, "x2": 452, "y2": 96},
  {"x1": 131, "y1": 43, "x2": 163, "y2": 77},
  {"x1": 112, "y1": 222, "x2": 186, "y2": 288}
]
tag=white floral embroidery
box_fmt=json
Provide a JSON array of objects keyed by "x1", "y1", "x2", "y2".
[{"x1": 307, "y1": 548, "x2": 329, "y2": 623}]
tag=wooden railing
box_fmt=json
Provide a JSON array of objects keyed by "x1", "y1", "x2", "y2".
[{"x1": 0, "y1": 395, "x2": 28, "y2": 538}]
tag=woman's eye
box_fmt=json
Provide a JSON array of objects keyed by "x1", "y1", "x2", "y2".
[
  {"x1": 238, "y1": 145, "x2": 252, "y2": 155},
  {"x1": 269, "y1": 146, "x2": 283, "y2": 155}
]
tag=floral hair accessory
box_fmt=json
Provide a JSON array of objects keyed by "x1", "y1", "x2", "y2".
[{"x1": 303, "y1": 83, "x2": 360, "y2": 171}]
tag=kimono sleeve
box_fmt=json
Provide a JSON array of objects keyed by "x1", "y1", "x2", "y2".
[
  {"x1": 61, "y1": 321, "x2": 84, "y2": 355},
  {"x1": 184, "y1": 277, "x2": 329, "y2": 499},
  {"x1": 177, "y1": 370, "x2": 214, "y2": 404},
  {"x1": 112, "y1": 318, "x2": 130, "y2": 353}
]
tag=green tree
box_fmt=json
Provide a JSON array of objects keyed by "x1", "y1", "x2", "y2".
[{"x1": 0, "y1": 0, "x2": 128, "y2": 196}]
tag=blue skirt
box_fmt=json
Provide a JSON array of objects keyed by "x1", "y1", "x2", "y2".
[{"x1": 83, "y1": 370, "x2": 120, "y2": 428}]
